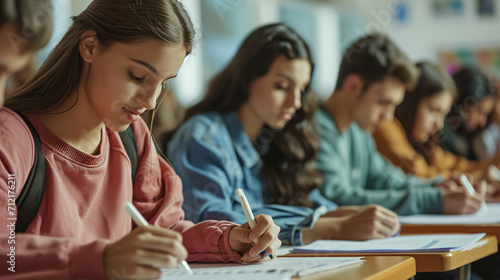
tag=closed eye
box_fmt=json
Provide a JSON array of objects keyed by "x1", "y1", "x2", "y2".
[
  {"x1": 128, "y1": 70, "x2": 144, "y2": 82},
  {"x1": 275, "y1": 85, "x2": 288, "y2": 91}
]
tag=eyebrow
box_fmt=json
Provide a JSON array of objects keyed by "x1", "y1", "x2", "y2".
[
  {"x1": 276, "y1": 73, "x2": 309, "y2": 90},
  {"x1": 129, "y1": 58, "x2": 178, "y2": 80},
  {"x1": 277, "y1": 73, "x2": 294, "y2": 83}
]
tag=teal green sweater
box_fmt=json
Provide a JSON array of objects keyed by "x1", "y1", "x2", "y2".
[{"x1": 315, "y1": 106, "x2": 443, "y2": 215}]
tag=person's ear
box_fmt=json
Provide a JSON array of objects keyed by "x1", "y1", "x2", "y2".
[
  {"x1": 343, "y1": 74, "x2": 364, "y2": 99},
  {"x1": 79, "y1": 30, "x2": 99, "y2": 63}
]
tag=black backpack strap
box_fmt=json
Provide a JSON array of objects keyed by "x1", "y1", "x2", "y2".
[
  {"x1": 119, "y1": 126, "x2": 138, "y2": 183},
  {"x1": 15, "y1": 112, "x2": 45, "y2": 233}
]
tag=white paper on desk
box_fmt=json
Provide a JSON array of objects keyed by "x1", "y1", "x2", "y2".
[
  {"x1": 291, "y1": 233, "x2": 486, "y2": 254},
  {"x1": 157, "y1": 257, "x2": 363, "y2": 279},
  {"x1": 399, "y1": 203, "x2": 500, "y2": 224}
]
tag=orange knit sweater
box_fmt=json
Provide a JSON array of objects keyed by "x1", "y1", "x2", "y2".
[{"x1": 373, "y1": 119, "x2": 489, "y2": 179}]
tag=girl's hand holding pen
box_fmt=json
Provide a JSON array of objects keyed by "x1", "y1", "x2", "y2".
[
  {"x1": 103, "y1": 202, "x2": 192, "y2": 280},
  {"x1": 228, "y1": 214, "x2": 281, "y2": 263},
  {"x1": 104, "y1": 226, "x2": 188, "y2": 280}
]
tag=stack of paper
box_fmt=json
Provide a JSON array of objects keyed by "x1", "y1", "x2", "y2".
[
  {"x1": 399, "y1": 203, "x2": 500, "y2": 224},
  {"x1": 158, "y1": 257, "x2": 363, "y2": 280},
  {"x1": 290, "y1": 233, "x2": 486, "y2": 254}
]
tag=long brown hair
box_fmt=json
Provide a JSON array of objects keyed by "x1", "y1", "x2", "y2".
[
  {"x1": 5, "y1": 0, "x2": 194, "y2": 114},
  {"x1": 395, "y1": 61, "x2": 457, "y2": 163},
  {"x1": 184, "y1": 23, "x2": 321, "y2": 207}
]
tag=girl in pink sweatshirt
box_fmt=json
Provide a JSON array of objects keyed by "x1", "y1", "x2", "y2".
[{"x1": 0, "y1": 0, "x2": 281, "y2": 279}]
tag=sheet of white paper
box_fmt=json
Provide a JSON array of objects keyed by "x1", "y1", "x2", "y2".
[
  {"x1": 160, "y1": 272, "x2": 292, "y2": 280},
  {"x1": 157, "y1": 257, "x2": 363, "y2": 280},
  {"x1": 290, "y1": 233, "x2": 486, "y2": 254},
  {"x1": 399, "y1": 203, "x2": 500, "y2": 224},
  {"x1": 277, "y1": 245, "x2": 294, "y2": 256}
]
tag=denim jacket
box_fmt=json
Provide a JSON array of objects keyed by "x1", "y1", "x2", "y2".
[{"x1": 167, "y1": 112, "x2": 337, "y2": 245}]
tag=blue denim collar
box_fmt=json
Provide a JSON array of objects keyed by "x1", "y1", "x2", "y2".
[{"x1": 222, "y1": 112, "x2": 261, "y2": 169}]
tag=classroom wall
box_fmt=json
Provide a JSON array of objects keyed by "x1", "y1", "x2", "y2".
[
  {"x1": 198, "y1": 0, "x2": 341, "y2": 101},
  {"x1": 50, "y1": 0, "x2": 500, "y2": 103},
  {"x1": 37, "y1": 0, "x2": 72, "y2": 63},
  {"x1": 373, "y1": 0, "x2": 500, "y2": 62}
]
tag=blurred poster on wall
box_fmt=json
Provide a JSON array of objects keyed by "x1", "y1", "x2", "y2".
[
  {"x1": 438, "y1": 48, "x2": 500, "y2": 80},
  {"x1": 477, "y1": 0, "x2": 495, "y2": 17},
  {"x1": 433, "y1": 0, "x2": 464, "y2": 17}
]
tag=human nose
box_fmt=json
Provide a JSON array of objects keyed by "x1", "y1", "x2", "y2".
[
  {"x1": 436, "y1": 115, "x2": 445, "y2": 130},
  {"x1": 479, "y1": 114, "x2": 488, "y2": 128},
  {"x1": 136, "y1": 85, "x2": 162, "y2": 110},
  {"x1": 287, "y1": 88, "x2": 302, "y2": 110},
  {"x1": 292, "y1": 89, "x2": 302, "y2": 110},
  {"x1": 382, "y1": 106, "x2": 394, "y2": 122}
]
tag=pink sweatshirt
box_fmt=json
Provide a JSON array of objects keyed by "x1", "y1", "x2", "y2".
[{"x1": 0, "y1": 108, "x2": 241, "y2": 279}]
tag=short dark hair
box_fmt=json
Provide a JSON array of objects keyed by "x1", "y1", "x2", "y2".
[{"x1": 335, "y1": 33, "x2": 419, "y2": 92}]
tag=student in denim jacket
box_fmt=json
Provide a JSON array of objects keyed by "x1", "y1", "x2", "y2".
[{"x1": 168, "y1": 24, "x2": 400, "y2": 246}]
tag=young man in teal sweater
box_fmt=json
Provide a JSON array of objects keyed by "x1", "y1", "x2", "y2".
[{"x1": 316, "y1": 34, "x2": 484, "y2": 215}]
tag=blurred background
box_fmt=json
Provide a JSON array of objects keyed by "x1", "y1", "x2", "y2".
[{"x1": 45, "y1": 0, "x2": 500, "y2": 105}]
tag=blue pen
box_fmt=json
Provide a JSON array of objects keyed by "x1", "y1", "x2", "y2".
[{"x1": 236, "y1": 189, "x2": 273, "y2": 260}]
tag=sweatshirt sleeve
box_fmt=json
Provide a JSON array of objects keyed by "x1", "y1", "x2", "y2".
[
  {"x1": 373, "y1": 120, "x2": 442, "y2": 178},
  {"x1": 0, "y1": 234, "x2": 108, "y2": 279},
  {"x1": 373, "y1": 120, "x2": 488, "y2": 179},
  {"x1": 430, "y1": 146, "x2": 489, "y2": 178}
]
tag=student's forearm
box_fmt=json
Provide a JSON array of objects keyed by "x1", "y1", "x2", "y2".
[
  {"x1": 0, "y1": 234, "x2": 107, "y2": 279},
  {"x1": 322, "y1": 187, "x2": 443, "y2": 215}
]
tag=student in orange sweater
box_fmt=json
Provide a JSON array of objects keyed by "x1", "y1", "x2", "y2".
[{"x1": 373, "y1": 61, "x2": 500, "y2": 200}]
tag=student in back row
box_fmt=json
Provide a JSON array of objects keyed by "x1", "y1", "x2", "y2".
[
  {"x1": 0, "y1": 1, "x2": 280, "y2": 279},
  {"x1": 373, "y1": 61, "x2": 500, "y2": 193},
  {"x1": 0, "y1": 0, "x2": 53, "y2": 106},
  {"x1": 442, "y1": 67, "x2": 496, "y2": 161},
  {"x1": 315, "y1": 34, "x2": 484, "y2": 215},
  {"x1": 168, "y1": 24, "x2": 401, "y2": 245}
]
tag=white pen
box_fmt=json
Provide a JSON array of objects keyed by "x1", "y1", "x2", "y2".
[
  {"x1": 459, "y1": 174, "x2": 476, "y2": 196},
  {"x1": 122, "y1": 202, "x2": 193, "y2": 275},
  {"x1": 489, "y1": 165, "x2": 500, "y2": 181},
  {"x1": 236, "y1": 189, "x2": 256, "y2": 228},
  {"x1": 459, "y1": 174, "x2": 488, "y2": 213},
  {"x1": 236, "y1": 188, "x2": 272, "y2": 259}
]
